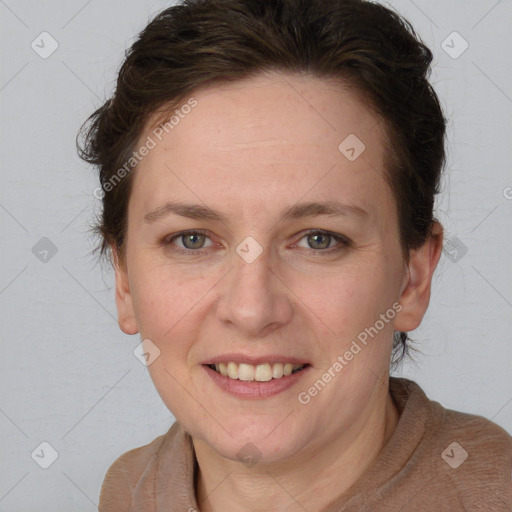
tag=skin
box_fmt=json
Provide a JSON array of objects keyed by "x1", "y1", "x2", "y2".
[{"x1": 114, "y1": 71, "x2": 443, "y2": 512}]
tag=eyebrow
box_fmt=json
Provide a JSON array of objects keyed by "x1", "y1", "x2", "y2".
[{"x1": 144, "y1": 200, "x2": 368, "y2": 224}]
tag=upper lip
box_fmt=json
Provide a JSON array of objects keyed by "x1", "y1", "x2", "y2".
[{"x1": 203, "y1": 354, "x2": 310, "y2": 365}]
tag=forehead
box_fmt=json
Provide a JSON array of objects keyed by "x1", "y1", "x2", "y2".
[{"x1": 132, "y1": 72, "x2": 392, "y2": 220}]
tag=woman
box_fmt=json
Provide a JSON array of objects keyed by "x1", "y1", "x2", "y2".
[{"x1": 78, "y1": 0, "x2": 512, "y2": 510}]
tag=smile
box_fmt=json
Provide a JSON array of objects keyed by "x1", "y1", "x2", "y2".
[
  {"x1": 206, "y1": 362, "x2": 308, "y2": 381},
  {"x1": 203, "y1": 362, "x2": 311, "y2": 399}
]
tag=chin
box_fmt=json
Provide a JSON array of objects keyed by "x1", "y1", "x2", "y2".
[{"x1": 194, "y1": 418, "x2": 310, "y2": 465}]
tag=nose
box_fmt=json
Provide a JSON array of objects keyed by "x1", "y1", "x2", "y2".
[{"x1": 215, "y1": 245, "x2": 295, "y2": 338}]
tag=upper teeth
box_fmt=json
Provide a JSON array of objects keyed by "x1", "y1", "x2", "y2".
[{"x1": 213, "y1": 362, "x2": 305, "y2": 381}]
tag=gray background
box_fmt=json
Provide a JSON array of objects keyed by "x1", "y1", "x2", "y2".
[{"x1": 1, "y1": 0, "x2": 511, "y2": 510}]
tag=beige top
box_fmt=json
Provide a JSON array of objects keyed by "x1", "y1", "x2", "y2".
[{"x1": 98, "y1": 378, "x2": 512, "y2": 511}]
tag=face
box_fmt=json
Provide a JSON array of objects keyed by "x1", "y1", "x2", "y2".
[{"x1": 114, "y1": 72, "x2": 439, "y2": 464}]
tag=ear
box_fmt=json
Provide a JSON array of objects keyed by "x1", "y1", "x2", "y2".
[
  {"x1": 394, "y1": 222, "x2": 443, "y2": 332},
  {"x1": 112, "y1": 246, "x2": 139, "y2": 335}
]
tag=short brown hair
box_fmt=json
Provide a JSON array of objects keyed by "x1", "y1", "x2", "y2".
[{"x1": 77, "y1": 0, "x2": 446, "y2": 367}]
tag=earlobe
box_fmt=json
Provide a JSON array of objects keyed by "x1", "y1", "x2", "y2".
[
  {"x1": 394, "y1": 222, "x2": 443, "y2": 332},
  {"x1": 112, "y1": 247, "x2": 139, "y2": 335}
]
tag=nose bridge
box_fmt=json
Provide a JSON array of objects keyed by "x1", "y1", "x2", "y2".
[
  {"x1": 231, "y1": 244, "x2": 275, "y2": 310},
  {"x1": 216, "y1": 240, "x2": 294, "y2": 336}
]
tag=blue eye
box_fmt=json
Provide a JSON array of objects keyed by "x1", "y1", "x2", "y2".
[
  {"x1": 165, "y1": 230, "x2": 213, "y2": 254},
  {"x1": 163, "y1": 229, "x2": 350, "y2": 255},
  {"x1": 295, "y1": 230, "x2": 351, "y2": 253}
]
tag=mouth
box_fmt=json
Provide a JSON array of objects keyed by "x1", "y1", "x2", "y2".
[{"x1": 204, "y1": 362, "x2": 310, "y2": 382}]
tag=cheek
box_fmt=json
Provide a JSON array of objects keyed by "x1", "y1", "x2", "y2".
[
  {"x1": 129, "y1": 258, "x2": 212, "y2": 342},
  {"x1": 130, "y1": 262, "x2": 212, "y2": 418},
  {"x1": 288, "y1": 258, "x2": 398, "y2": 339}
]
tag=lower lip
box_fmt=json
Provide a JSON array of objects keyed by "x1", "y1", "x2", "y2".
[{"x1": 203, "y1": 364, "x2": 311, "y2": 399}]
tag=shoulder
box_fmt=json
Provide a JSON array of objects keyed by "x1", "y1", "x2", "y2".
[
  {"x1": 404, "y1": 379, "x2": 512, "y2": 508},
  {"x1": 391, "y1": 377, "x2": 512, "y2": 457},
  {"x1": 98, "y1": 423, "x2": 179, "y2": 511},
  {"x1": 388, "y1": 378, "x2": 512, "y2": 508},
  {"x1": 429, "y1": 396, "x2": 512, "y2": 462}
]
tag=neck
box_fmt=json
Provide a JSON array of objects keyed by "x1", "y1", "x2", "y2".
[{"x1": 193, "y1": 388, "x2": 399, "y2": 512}]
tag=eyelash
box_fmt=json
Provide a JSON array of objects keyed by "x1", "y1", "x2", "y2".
[{"x1": 163, "y1": 229, "x2": 351, "y2": 256}]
